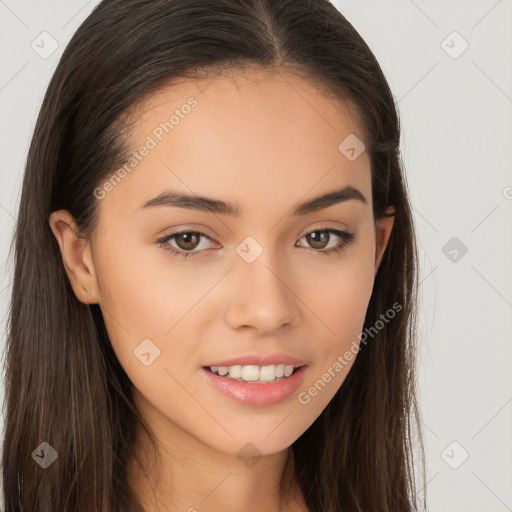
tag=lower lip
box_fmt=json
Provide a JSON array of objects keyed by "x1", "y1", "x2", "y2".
[{"x1": 199, "y1": 365, "x2": 309, "y2": 406}]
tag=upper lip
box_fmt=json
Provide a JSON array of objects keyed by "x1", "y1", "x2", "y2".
[{"x1": 202, "y1": 352, "x2": 308, "y2": 368}]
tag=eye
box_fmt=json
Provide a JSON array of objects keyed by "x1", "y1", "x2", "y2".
[
  {"x1": 157, "y1": 227, "x2": 355, "y2": 259},
  {"x1": 296, "y1": 227, "x2": 355, "y2": 255},
  {"x1": 157, "y1": 230, "x2": 218, "y2": 259}
]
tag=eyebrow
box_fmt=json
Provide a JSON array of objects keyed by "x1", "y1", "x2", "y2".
[{"x1": 139, "y1": 185, "x2": 367, "y2": 217}]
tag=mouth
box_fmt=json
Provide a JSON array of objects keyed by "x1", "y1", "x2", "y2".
[
  {"x1": 202, "y1": 363, "x2": 305, "y2": 384},
  {"x1": 200, "y1": 363, "x2": 310, "y2": 406}
]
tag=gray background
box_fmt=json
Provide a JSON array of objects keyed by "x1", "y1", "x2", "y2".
[{"x1": 1, "y1": 1, "x2": 511, "y2": 510}]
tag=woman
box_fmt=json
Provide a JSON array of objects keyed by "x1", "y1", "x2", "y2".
[{"x1": 2, "y1": 0, "x2": 426, "y2": 510}]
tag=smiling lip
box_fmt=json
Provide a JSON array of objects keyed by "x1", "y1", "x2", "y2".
[
  {"x1": 200, "y1": 364, "x2": 309, "y2": 406},
  {"x1": 202, "y1": 353, "x2": 308, "y2": 368}
]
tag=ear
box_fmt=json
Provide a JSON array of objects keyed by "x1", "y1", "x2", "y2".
[
  {"x1": 48, "y1": 210, "x2": 101, "y2": 304},
  {"x1": 374, "y1": 206, "x2": 395, "y2": 278}
]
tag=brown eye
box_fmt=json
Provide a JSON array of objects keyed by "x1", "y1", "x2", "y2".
[
  {"x1": 297, "y1": 228, "x2": 356, "y2": 255},
  {"x1": 305, "y1": 230, "x2": 330, "y2": 249},
  {"x1": 174, "y1": 232, "x2": 201, "y2": 250},
  {"x1": 158, "y1": 230, "x2": 218, "y2": 259}
]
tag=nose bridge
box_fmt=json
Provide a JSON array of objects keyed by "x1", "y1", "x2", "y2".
[{"x1": 225, "y1": 234, "x2": 297, "y2": 332}]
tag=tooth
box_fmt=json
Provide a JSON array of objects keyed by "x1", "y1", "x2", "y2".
[
  {"x1": 284, "y1": 365, "x2": 294, "y2": 377},
  {"x1": 228, "y1": 365, "x2": 242, "y2": 379},
  {"x1": 259, "y1": 365, "x2": 277, "y2": 382},
  {"x1": 241, "y1": 365, "x2": 260, "y2": 381},
  {"x1": 210, "y1": 363, "x2": 298, "y2": 381}
]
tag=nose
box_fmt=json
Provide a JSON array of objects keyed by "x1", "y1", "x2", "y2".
[{"x1": 224, "y1": 250, "x2": 298, "y2": 334}]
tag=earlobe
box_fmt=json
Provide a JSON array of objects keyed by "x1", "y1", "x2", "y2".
[
  {"x1": 48, "y1": 210, "x2": 101, "y2": 304},
  {"x1": 374, "y1": 207, "x2": 396, "y2": 278}
]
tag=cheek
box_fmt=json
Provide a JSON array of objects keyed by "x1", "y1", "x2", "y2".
[
  {"x1": 291, "y1": 239, "x2": 375, "y2": 407},
  {"x1": 94, "y1": 252, "x2": 210, "y2": 429},
  {"x1": 96, "y1": 234, "x2": 212, "y2": 325},
  {"x1": 309, "y1": 264, "x2": 372, "y2": 333},
  {"x1": 93, "y1": 243, "x2": 203, "y2": 374},
  {"x1": 299, "y1": 242, "x2": 376, "y2": 346}
]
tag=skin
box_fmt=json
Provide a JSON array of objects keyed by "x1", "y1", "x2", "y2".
[{"x1": 49, "y1": 67, "x2": 394, "y2": 512}]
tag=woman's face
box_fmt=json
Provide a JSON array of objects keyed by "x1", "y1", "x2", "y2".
[{"x1": 51, "y1": 68, "x2": 393, "y2": 458}]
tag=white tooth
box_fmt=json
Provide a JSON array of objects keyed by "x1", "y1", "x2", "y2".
[
  {"x1": 241, "y1": 365, "x2": 260, "y2": 381},
  {"x1": 259, "y1": 365, "x2": 277, "y2": 382},
  {"x1": 228, "y1": 365, "x2": 242, "y2": 378},
  {"x1": 284, "y1": 365, "x2": 294, "y2": 377},
  {"x1": 275, "y1": 364, "x2": 285, "y2": 378},
  {"x1": 215, "y1": 364, "x2": 296, "y2": 381}
]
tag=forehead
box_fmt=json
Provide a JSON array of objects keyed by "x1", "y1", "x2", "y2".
[
  {"x1": 128, "y1": 67, "x2": 365, "y2": 144},
  {"x1": 99, "y1": 68, "x2": 372, "y2": 219}
]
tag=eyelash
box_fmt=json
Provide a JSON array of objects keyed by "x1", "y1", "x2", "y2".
[{"x1": 157, "y1": 227, "x2": 355, "y2": 260}]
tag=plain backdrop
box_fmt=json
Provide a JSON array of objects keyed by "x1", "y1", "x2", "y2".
[{"x1": 0, "y1": 1, "x2": 511, "y2": 510}]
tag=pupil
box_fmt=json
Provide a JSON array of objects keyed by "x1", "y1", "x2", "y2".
[
  {"x1": 177, "y1": 232, "x2": 199, "y2": 250},
  {"x1": 307, "y1": 230, "x2": 328, "y2": 249}
]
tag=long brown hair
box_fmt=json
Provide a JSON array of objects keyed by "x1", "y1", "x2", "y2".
[{"x1": 2, "y1": 0, "x2": 425, "y2": 510}]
